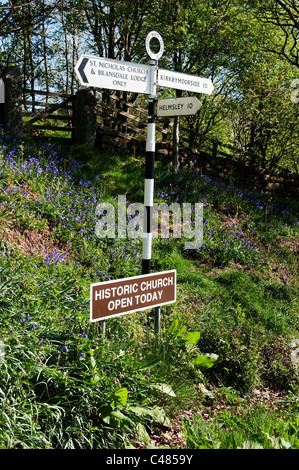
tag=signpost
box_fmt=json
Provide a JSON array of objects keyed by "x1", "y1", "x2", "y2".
[
  {"x1": 158, "y1": 68, "x2": 214, "y2": 95},
  {"x1": 75, "y1": 31, "x2": 214, "y2": 333},
  {"x1": 90, "y1": 270, "x2": 176, "y2": 322},
  {"x1": 74, "y1": 55, "x2": 214, "y2": 97},
  {"x1": 75, "y1": 55, "x2": 151, "y2": 94},
  {"x1": 157, "y1": 96, "x2": 202, "y2": 117}
]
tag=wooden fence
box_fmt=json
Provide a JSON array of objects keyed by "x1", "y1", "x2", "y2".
[
  {"x1": 96, "y1": 93, "x2": 171, "y2": 152},
  {"x1": 0, "y1": 65, "x2": 296, "y2": 197},
  {"x1": 0, "y1": 74, "x2": 295, "y2": 195},
  {"x1": 19, "y1": 84, "x2": 241, "y2": 162},
  {"x1": 22, "y1": 89, "x2": 74, "y2": 133},
  {"x1": 96, "y1": 93, "x2": 245, "y2": 161},
  {"x1": 0, "y1": 63, "x2": 295, "y2": 180}
]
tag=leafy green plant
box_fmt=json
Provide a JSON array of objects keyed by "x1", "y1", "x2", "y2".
[
  {"x1": 97, "y1": 386, "x2": 172, "y2": 447},
  {"x1": 0, "y1": 134, "x2": 298, "y2": 449},
  {"x1": 183, "y1": 405, "x2": 299, "y2": 449}
]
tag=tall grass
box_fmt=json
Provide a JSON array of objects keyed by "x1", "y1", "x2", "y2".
[
  {"x1": 0, "y1": 133, "x2": 298, "y2": 448},
  {"x1": 183, "y1": 402, "x2": 299, "y2": 449}
]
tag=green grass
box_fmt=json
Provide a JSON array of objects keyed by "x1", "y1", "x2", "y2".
[
  {"x1": 183, "y1": 401, "x2": 299, "y2": 449},
  {"x1": 22, "y1": 116, "x2": 72, "y2": 140},
  {"x1": 0, "y1": 134, "x2": 298, "y2": 448}
]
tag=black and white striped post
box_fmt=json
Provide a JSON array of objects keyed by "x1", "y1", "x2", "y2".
[
  {"x1": 142, "y1": 60, "x2": 157, "y2": 276},
  {"x1": 142, "y1": 32, "x2": 164, "y2": 334}
]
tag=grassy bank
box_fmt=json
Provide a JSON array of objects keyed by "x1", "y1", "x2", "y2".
[{"x1": 0, "y1": 134, "x2": 298, "y2": 449}]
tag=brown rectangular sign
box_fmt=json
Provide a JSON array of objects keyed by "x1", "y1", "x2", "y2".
[{"x1": 90, "y1": 270, "x2": 176, "y2": 322}]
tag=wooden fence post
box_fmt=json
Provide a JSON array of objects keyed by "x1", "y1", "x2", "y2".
[
  {"x1": 73, "y1": 88, "x2": 97, "y2": 147},
  {"x1": 212, "y1": 139, "x2": 218, "y2": 159},
  {"x1": 0, "y1": 66, "x2": 22, "y2": 136}
]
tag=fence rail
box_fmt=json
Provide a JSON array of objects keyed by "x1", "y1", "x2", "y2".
[
  {"x1": 96, "y1": 93, "x2": 170, "y2": 148},
  {"x1": 19, "y1": 87, "x2": 237, "y2": 159},
  {"x1": 0, "y1": 65, "x2": 296, "y2": 194},
  {"x1": 21, "y1": 88, "x2": 74, "y2": 133}
]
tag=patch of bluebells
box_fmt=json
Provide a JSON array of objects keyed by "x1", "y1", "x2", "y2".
[
  {"x1": 56, "y1": 333, "x2": 87, "y2": 358},
  {"x1": 209, "y1": 177, "x2": 297, "y2": 223},
  {"x1": 157, "y1": 170, "x2": 298, "y2": 262},
  {"x1": 1, "y1": 133, "x2": 297, "y2": 271},
  {"x1": 45, "y1": 249, "x2": 68, "y2": 266},
  {"x1": 1, "y1": 139, "x2": 65, "y2": 179},
  {"x1": 0, "y1": 134, "x2": 106, "y2": 250},
  {"x1": 19, "y1": 310, "x2": 36, "y2": 330},
  {"x1": 196, "y1": 226, "x2": 258, "y2": 261},
  {"x1": 0, "y1": 134, "x2": 96, "y2": 192},
  {"x1": 96, "y1": 270, "x2": 113, "y2": 282},
  {"x1": 17, "y1": 310, "x2": 87, "y2": 358},
  {"x1": 56, "y1": 344, "x2": 69, "y2": 355},
  {"x1": 157, "y1": 170, "x2": 298, "y2": 224},
  {"x1": 39, "y1": 184, "x2": 103, "y2": 242},
  {"x1": 154, "y1": 172, "x2": 294, "y2": 261}
]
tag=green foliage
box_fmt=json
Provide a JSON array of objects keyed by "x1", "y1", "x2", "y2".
[
  {"x1": 0, "y1": 136, "x2": 298, "y2": 449},
  {"x1": 183, "y1": 403, "x2": 299, "y2": 449},
  {"x1": 2, "y1": 0, "x2": 299, "y2": 173}
]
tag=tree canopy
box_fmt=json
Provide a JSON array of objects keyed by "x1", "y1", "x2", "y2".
[{"x1": 0, "y1": 0, "x2": 298, "y2": 171}]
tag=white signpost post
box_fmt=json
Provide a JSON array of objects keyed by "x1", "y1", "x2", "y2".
[{"x1": 75, "y1": 31, "x2": 214, "y2": 333}]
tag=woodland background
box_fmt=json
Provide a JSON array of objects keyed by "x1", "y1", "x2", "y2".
[{"x1": 0, "y1": 0, "x2": 298, "y2": 173}]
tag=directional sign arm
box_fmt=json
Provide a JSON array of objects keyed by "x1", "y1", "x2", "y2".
[
  {"x1": 75, "y1": 54, "x2": 151, "y2": 94},
  {"x1": 78, "y1": 57, "x2": 89, "y2": 84},
  {"x1": 157, "y1": 96, "x2": 202, "y2": 117},
  {"x1": 157, "y1": 69, "x2": 214, "y2": 95}
]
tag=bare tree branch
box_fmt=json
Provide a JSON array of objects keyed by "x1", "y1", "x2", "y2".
[
  {"x1": 255, "y1": 0, "x2": 299, "y2": 68},
  {"x1": 0, "y1": 0, "x2": 60, "y2": 37}
]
